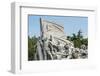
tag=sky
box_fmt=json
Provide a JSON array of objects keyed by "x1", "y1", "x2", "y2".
[{"x1": 28, "y1": 15, "x2": 88, "y2": 38}]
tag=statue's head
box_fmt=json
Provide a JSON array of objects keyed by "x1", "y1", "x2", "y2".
[
  {"x1": 57, "y1": 41, "x2": 60, "y2": 45},
  {"x1": 75, "y1": 48, "x2": 80, "y2": 53},
  {"x1": 81, "y1": 44, "x2": 86, "y2": 50},
  {"x1": 45, "y1": 38, "x2": 48, "y2": 41},
  {"x1": 42, "y1": 37, "x2": 47, "y2": 42},
  {"x1": 49, "y1": 35, "x2": 52, "y2": 41}
]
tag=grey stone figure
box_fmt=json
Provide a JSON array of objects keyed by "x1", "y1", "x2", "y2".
[
  {"x1": 71, "y1": 48, "x2": 79, "y2": 59},
  {"x1": 64, "y1": 43, "x2": 70, "y2": 56},
  {"x1": 80, "y1": 45, "x2": 88, "y2": 59},
  {"x1": 36, "y1": 40, "x2": 44, "y2": 60},
  {"x1": 39, "y1": 37, "x2": 47, "y2": 60},
  {"x1": 43, "y1": 37, "x2": 54, "y2": 60}
]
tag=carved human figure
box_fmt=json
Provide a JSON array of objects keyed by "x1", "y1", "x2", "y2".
[
  {"x1": 43, "y1": 37, "x2": 53, "y2": 60},
  {"x1": 36, "y1": 39, "x2": 44, "y2": 60},
  {"x1": 54, "y1": 41, "x2": 64, "y2": 59},
  {"x1": 48, "y1": 35, "x2": 56, "y2": 59},
  {"x1": 71, "y1": 48, "x2": 80, "y2": 59},
  {"x1": 81, "y1": 44, "x2": 86, "y2": 50},
  {"x1": 64, "y1": 43, "x2": 70, "y2": 54},
  {"x1": 80, "y1": 45, "x2": 88, "y2": 58}
]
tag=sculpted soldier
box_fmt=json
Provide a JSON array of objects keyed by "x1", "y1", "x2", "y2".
[
  {"x1": 43, "y1": 37, "x2": 53, "y2": 60},
  {"x1": 80, "y1": 45, "x2": 88, "y2": 58},
  {"x1": 71, "y1": 48, "x2": 80, "y2": 59}
]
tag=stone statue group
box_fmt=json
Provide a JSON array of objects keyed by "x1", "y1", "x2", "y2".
[{"x1": 34, "y1": 35, "x2": 88, "y2": 60}]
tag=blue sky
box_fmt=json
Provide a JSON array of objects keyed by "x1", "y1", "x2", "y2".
[{"x1": 28, "y1": 15, "x2": 88, "y2": 38}]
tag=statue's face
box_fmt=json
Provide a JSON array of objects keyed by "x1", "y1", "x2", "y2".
[
  {"x1": 73, "y1": 53, "x2": 79, "y2": 58},
  {"x1": 75, "y1": 48, "x2": 79, "y2": 53},
  {"x1": 57, "y1": 41, "x2": 60, "y2": 45},
  {"x1": 44, "y1": 38, "x2": 47, "y2": 41}
]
